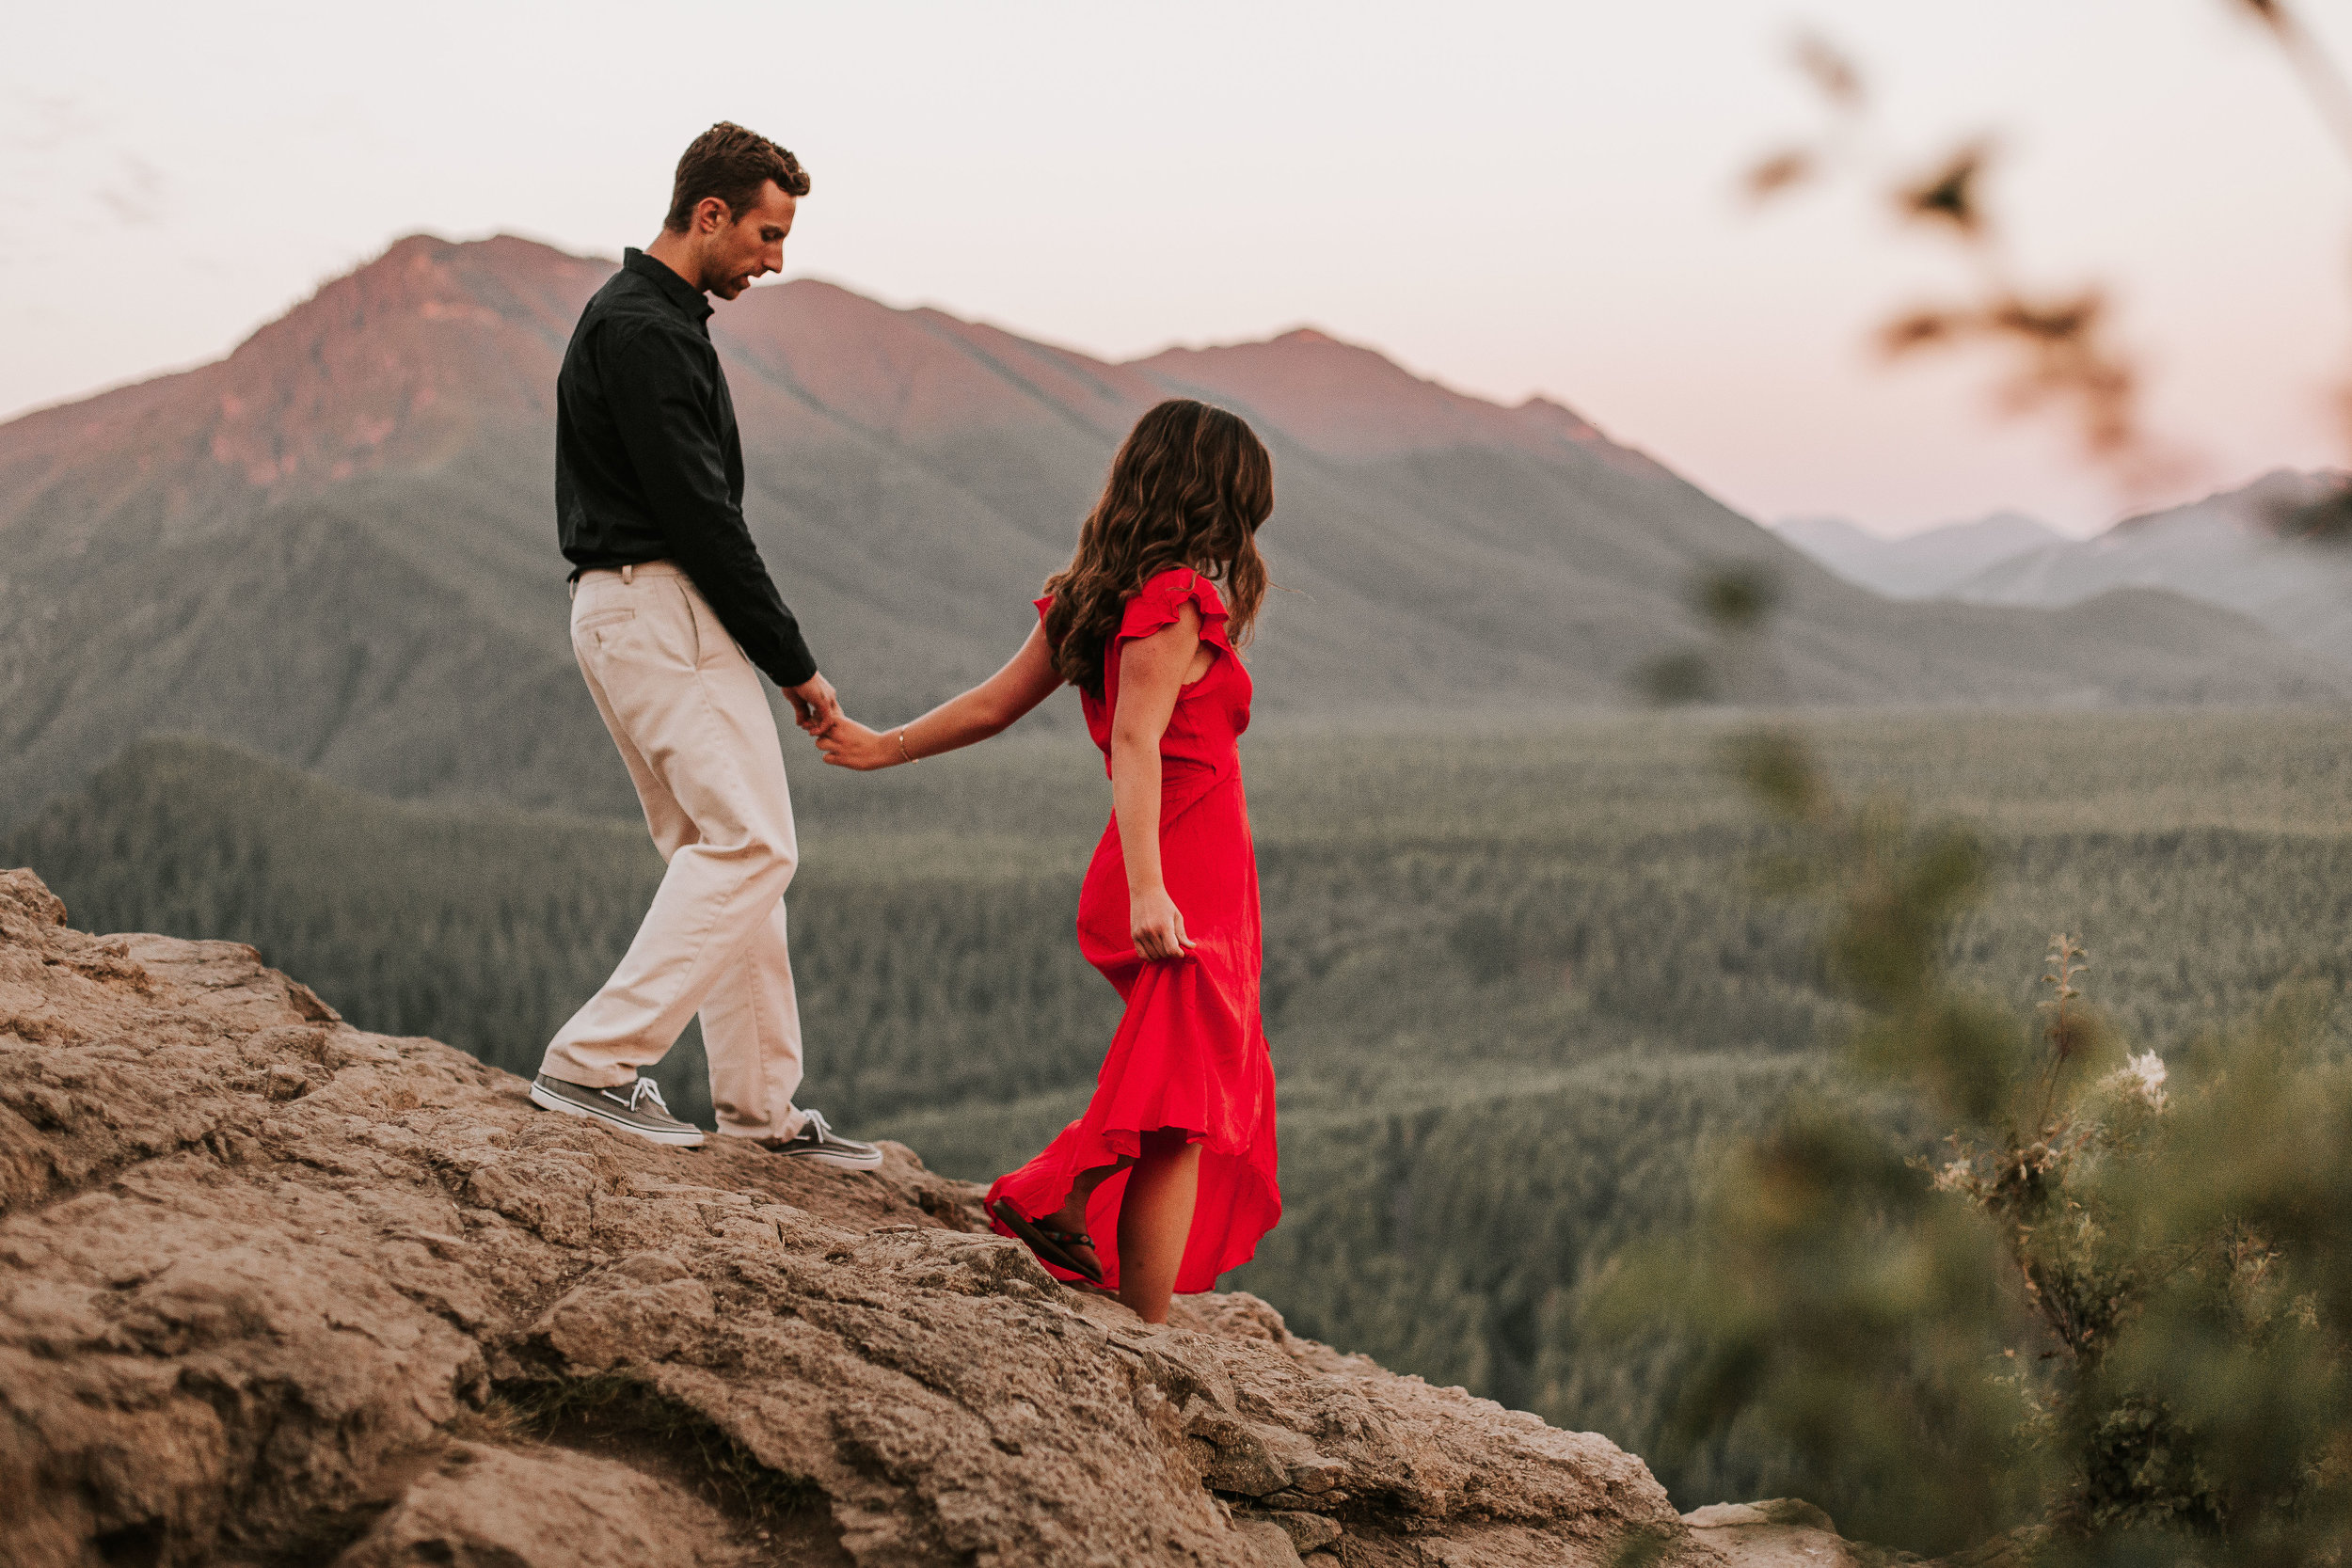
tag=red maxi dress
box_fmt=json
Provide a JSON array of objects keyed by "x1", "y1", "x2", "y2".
[{"x1": 986, "y1": 567, "x2": 1280, "y2": 1293}]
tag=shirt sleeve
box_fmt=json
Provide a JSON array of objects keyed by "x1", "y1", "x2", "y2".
[{"x1": 600, "y1": 319, "x2": 818, "y2": 689}]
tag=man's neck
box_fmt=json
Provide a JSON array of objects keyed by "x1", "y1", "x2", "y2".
[{"x1": 641, "y1": 231, "x2": 708, "y2": 294}]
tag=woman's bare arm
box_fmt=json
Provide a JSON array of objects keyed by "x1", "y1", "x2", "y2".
[
  {"x1": 1109, "y1": 604, "x2": 1202, "y2": 960},
  {"x1": 816, "y1": 621, "x2": 1063, "y2": 769}
]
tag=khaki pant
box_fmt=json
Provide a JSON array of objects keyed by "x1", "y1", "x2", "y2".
[{"x1": 540, "y1": 562, "x2": 807, "y2": 1141}]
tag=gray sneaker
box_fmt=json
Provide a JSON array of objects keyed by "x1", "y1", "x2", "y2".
[
  {"x1": 530, "y1": 1073, "x2": 706, "y2": 1148},
  {"x1": 759, "y1": 1109, "x2": 882, "y2": 1170}
]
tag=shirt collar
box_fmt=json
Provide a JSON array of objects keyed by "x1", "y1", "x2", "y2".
[{"x1": 622, "y1": 247, "x2": 714, "y2": 324}]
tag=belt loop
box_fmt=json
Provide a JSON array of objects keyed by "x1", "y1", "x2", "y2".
[
  {"x1": 622, "y1": 563, "x2": 635, "y2": 585},
  {"x1": 567, "y1": 578, "x2": 577, "y2": 601}
]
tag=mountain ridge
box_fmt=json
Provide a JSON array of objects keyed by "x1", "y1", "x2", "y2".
[
  {"x1": 1949, "y1": 469, "x2": 2352, "y2": 669},
  {"x1": 1, "y1": 232, "x2": 2343, "y2": 829},
  {"x1": 1773, "y1": 511, "x2": 2068, "y2": 599}
]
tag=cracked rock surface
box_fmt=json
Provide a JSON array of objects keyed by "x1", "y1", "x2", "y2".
[{"x1": 0, "y1": 867, "x2": 1815, "y2": 1566}]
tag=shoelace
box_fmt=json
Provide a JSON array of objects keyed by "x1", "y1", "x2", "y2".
[
  {"x1": 614, "y1": 1078, "x2": 671, "y2": 1115},
  {"x1": 798, "y1": 1109, "x2": 832, "y2": 1142}
]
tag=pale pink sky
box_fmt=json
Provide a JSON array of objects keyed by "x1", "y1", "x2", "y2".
[{"x1": 4, "y1": 0, "x2": 2345, "y2": 537}]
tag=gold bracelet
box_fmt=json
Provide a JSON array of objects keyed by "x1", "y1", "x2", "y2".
[{"x1": 897, "y1": 726, "x2": 918, "y2": 765}]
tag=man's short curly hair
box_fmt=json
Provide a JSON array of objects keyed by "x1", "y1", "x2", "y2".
[{"x1": 664, "y1": 122, "x2": 811, "y2": 231}]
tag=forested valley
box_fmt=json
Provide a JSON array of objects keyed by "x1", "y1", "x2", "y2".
[{"x1": 14, "y1": 709, "x2": 2352, "y2": 1505}]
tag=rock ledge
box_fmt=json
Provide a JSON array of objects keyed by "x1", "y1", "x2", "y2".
[{"x1": 0, "y1": 868, "x2": 1834, "y2": 1566}]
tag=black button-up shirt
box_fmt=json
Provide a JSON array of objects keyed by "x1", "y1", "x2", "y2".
[{"x1": 555, "y1": 248, "x2": 818, "y2": 689}]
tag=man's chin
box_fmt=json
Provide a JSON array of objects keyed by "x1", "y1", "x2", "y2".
[{"x1": 711, "y1": 277, "x2": 751, "y2": 300}]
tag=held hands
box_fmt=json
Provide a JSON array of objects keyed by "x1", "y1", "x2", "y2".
[
  {"x1": 784, "y1": 673, "x2": 894, "y2": 768},
  {"x1": 814, "y1": 716, "x2": 898, "y2": 770},
  {"x1": 785, "y1": 672, "x2": 842, "y2": 735},
  {"x1": 1129, "y1": 885, "x2": 1197, "y2": 962}
]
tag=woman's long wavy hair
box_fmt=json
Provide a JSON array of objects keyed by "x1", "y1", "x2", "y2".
[{"x1": 1042, "y1": 399, "x2": 1273, "y2": 697}]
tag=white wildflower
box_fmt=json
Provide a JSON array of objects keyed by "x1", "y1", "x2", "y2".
[
  {"x1": 1931, "y1": 1159, "x2": 1974, "y2": 1194},
  {"x1": 2106, "y1": 1050, "x2": 2168, "y2": 1111}
]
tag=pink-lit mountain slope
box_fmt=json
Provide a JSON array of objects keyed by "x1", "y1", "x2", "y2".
[{"x1": 1, "y1": 234, "x2": 2339, "y2": 824}]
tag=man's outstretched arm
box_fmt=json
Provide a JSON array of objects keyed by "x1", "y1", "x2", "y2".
[{"x1": 602, "y1": 321, "x2": 839, "y2": 728}]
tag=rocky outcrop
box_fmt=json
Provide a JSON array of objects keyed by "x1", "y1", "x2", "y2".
[{"x1": 0, "y1": 868, "x2": 1851, "y2": 1567}]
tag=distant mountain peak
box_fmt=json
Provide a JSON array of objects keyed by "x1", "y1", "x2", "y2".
[
  {"x1": 0, "y1": 233, "x2": 620, "y2": 521},
  {"x1": 2107, "y1": 467, "x2": 2349, "y2": 540},
  {"x1": 1134, "y1": 325, "x2": 1621, "y2": 465},
  {"x1": 1774, "y1": 510, "x2": 2066, "y2": 600},
  {"x1": 1947, "y1": 467, "x2": 2352, "y2": 672},
  {"x1": 1508, "y1": 394, "x2": 1606, "y2": 444}
]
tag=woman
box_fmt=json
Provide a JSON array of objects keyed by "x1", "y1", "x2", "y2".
[{"x1": 815, "y1": 398, "x2": 1279, "y2": 1325}]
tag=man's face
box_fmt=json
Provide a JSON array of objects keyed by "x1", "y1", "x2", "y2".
[{"x1": 700, "y1": 181, "x2": 797, "y2": 300}]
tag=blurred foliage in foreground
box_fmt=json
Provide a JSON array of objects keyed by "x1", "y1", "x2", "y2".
[{"x1": 1600, "y1": 580, "x2": 2352, "y2": 1562}]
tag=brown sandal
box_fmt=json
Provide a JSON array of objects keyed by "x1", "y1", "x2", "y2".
[{"x1": 989, "y1": 1198, "x2": 1105, "y2": 1285}]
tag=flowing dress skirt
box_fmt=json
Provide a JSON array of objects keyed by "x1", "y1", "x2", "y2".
[{"x1": 986, "y1": 768, "x2": 1280, "y2": 1292}]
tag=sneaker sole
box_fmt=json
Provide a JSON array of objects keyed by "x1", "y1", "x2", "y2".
[
  {"x1": 778, "y1": 1147, "x2": 885, "y2": 1170},
  {"x1": 529, "y1": 1081, "x2": 707, "y2": 1147}
]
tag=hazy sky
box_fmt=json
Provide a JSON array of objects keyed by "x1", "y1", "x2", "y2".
[{"x1": 6, "y1": 0, "x2": 2345, "y2": 536}]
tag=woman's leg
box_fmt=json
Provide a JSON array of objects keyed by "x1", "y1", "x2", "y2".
[
  {"x1": 1115, "y1": 1128, "x2": 1202, "y2": 1323},
  {"x1": 1042, "y1": 1158, "x2": 1127, "y2": 1231}
]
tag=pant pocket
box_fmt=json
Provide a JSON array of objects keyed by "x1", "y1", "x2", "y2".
[{"x1": 674, "y1": 580, "x2": 707, "y2": 666}]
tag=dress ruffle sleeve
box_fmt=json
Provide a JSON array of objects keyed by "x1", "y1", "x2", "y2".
[{"x1": 1116, "y1": 569, "x2": 1232, "y2": 652}]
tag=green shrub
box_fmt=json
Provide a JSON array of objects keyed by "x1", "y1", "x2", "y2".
[{"x1": 1597, "y1": 726, "x2": 2352, "y2": 1561}]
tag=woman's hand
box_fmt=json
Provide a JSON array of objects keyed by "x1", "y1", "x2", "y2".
[
  {"x1": 816, "y1": 717, "x2": 898, "y2": 771},
  {"x1": 1129, "y1": 885, "x2": 1198, "y2": 961},
  {"x1": 810, "y1": 624, "x2": 1064, "y2": 772}
]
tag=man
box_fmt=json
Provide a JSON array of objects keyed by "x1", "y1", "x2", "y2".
[{"x1": 529, "y1": 121, "x2": 880, "y2": 1169}]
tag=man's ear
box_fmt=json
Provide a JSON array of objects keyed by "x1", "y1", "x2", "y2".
[{"x1": 694, "y1": 195, "x2": 732, "y2": 235}]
